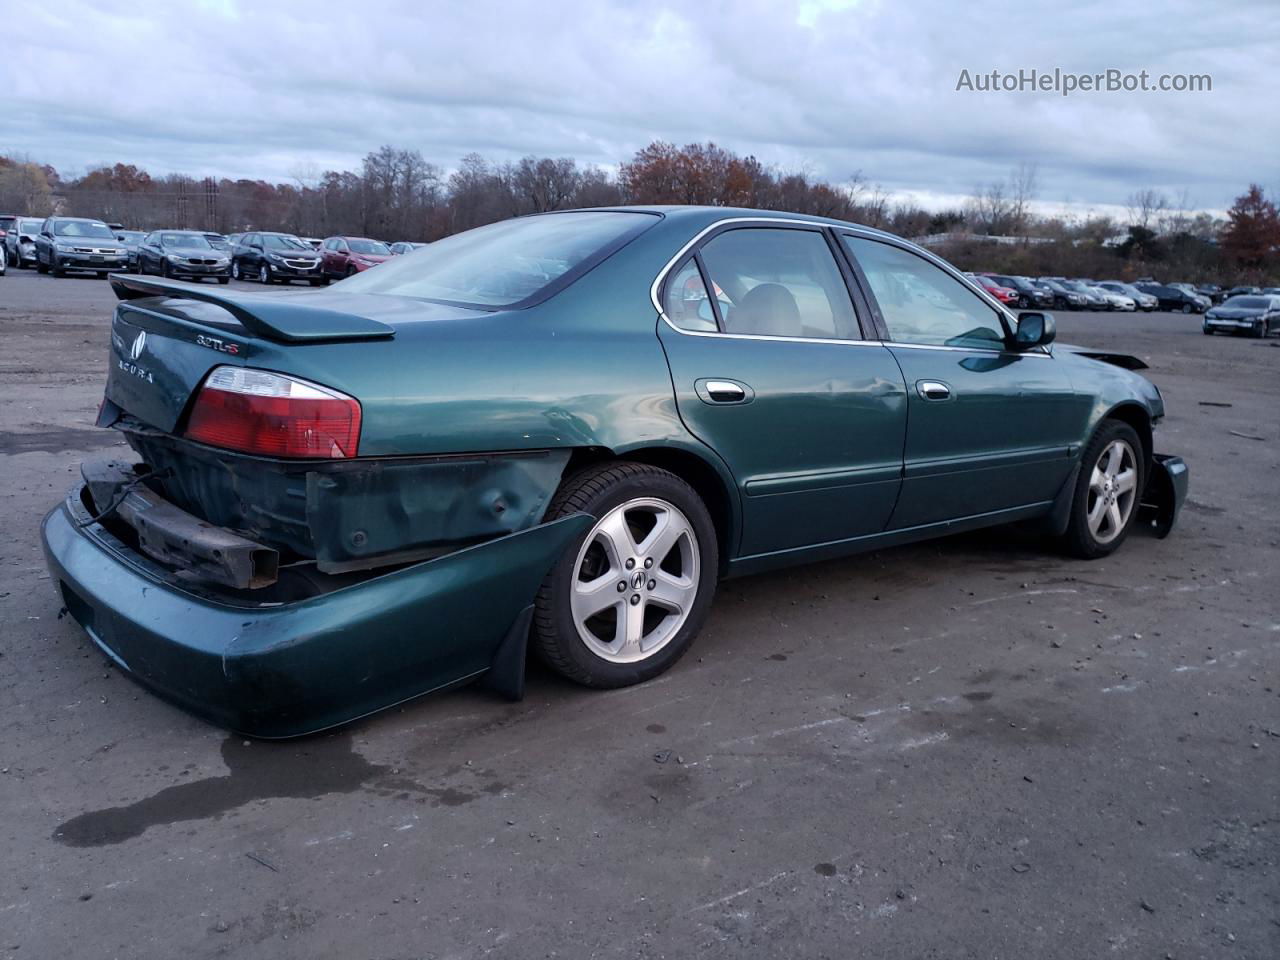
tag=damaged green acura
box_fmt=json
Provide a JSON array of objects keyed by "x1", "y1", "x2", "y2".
[{"x1": 41, "y1": 207, "x2": 1188, "y2": 737}]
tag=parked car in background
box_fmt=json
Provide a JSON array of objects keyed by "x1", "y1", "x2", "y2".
[
  {"x1": 137, "y1": 230, "x2": 231, "y2": 283},
  {"x1": 1169, "y1": 283, "x2": 1212, "y2": 312},
  {"x1": 1223, "y1": 285, "x2": 1261, "y2": 299},
  {"x1": 204, "y1": 233, "x2": 231, "y2": 251},
  {"x1": 320, "y1": 236, "x2": 393, "y2": 280},
  {"x1": 389, "y1": 241, "x2": 427, "y2": 255},
  {"x1": 230, "y1": 232, "x2": 324, "y2": 285},
  {"x1": 1203, "y1": 295, "x2": 1280, "y2": 337},
  {"x1": 225, "y1": 233, "x2": 243, "y2": 249},
  {"x1": 1097, "y1": 281, "x2": 1157, "y2": 312},
  {"x1": 301, "y1": 237, "x2": 323, "y2": 250},
  {"x1": 43, "y1": 206, "x2": 1188, "y2": 736},
  {"x1": 1134, "y1": 283, "x2": 1207, "y2": 313},
  {"x1": 980, "y1": 273, "x2": 1052, "y2": 309},
  {"x1": 1194, "y1": 283, "x2": 1226, "y2": 304},
  {"x1": 113, "y1": 230, "x2": 147, "y2": 272},
  {"x1": 0, "y1": 215, "x2": 18, "y2": 254},
  {"x1": 1039, "y1": 278, "x2": 1087, "y2": 310},
  {"x1": 1089, "y1": 285, "x2": 1135, "y2": 311},
  {"x1": 1061, "y1": 280, "x2": 1109, "y2": 310},
  {"x1": 34, "y1": 217, "x2": 129, "y2": 277},
  {"x1": 1262, "y1": 286, "x2": 1280, "y2": 296},
  {"x1": 5, "y1": 217, "x2": 45, "y2": 269},
  {"x1": 964, "y1": 273, "x2": 1018, "y2": 306}
]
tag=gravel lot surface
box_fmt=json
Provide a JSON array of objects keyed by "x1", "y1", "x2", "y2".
[{"x1": 1, "y1": 270, "x2": 1276, "y2": 959}]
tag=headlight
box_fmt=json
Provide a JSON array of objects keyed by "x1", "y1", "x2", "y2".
[{"x1": 166, "y1": 253, "x2": 183, "y2": 262}]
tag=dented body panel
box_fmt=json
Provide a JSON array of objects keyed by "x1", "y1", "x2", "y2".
[{"x1": 118, "y1": 422, "x2": 571, "y2": 571}]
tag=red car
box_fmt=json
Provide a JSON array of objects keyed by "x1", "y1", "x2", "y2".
[
  {"x1": 320, "y1": 236, "x2": 392, "y2": 280},
  {"x1": 969, "y1": 273, "x2": 1019, "y2": 305}
]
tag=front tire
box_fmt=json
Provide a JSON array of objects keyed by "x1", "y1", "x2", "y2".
[
  {"x1": 258, "y1": 264, "x2": 271, "y2": 284},
  {"x1": 1062, "y1": 421, "x2": 1144, "y2": 559},
  {"x1": 533, "y1": 462, "x2": 718, "y2": 688}
]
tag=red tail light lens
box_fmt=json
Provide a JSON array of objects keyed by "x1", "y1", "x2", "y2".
[{"x1": 185, "y1": 366, "x2": 361, "y2": 459}]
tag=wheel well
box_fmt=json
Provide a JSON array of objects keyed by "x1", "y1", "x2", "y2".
[
  {"x1": 563, "y1": 446, "x2": 735, "y2": 562},
  {"x1": 1103, "y1": 404, "x2": 1152, "y2": 468}
]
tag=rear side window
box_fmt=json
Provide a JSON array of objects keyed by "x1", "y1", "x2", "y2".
[
  {"x1": 339, "y1": 211, "x2": 658, "y2": 308},
  {"x1": 663, "y1": 259, "x2": 717, "y2": 332},
  {"x1": 844, "y1": 236, "x2": 1007, "y2": 349},
  {"x1": 692, "y1": 228, "x2": 858, "y2": 339}
]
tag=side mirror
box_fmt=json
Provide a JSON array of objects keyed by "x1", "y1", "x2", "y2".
[{"x1": 1014, "y1": 311, "x2": 1056, "y2": 349}]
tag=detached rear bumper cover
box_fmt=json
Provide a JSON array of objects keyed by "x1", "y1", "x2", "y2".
[
  {"x1": 1141, "y1": 453, "x2": 1188, "y2": 538},
  {"x1": 42, "y1": 489, "x2": 591, "y2": 738}
]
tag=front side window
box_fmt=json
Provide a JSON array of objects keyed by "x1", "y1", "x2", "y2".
[
  {"x1": 843, "y1": 236, "x2": 1007, "y2": 349},
  {"x1": 693, "y1": 228, "x2": 859, "y2": 339},
  {"x1": 339, "y1": 211, "x2": 657, "y2": 308}
]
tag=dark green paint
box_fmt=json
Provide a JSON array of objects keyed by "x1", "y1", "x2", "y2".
[{"x1": 45, "y1": 206, "x2": 1183, "y2": 736}]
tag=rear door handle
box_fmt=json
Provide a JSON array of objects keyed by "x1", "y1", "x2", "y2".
[
  {"x1": 916, "y1": 380, "x2": 952, "y2": 401},
  {"x1": 695, "y1": 378, "x2": 754, "y2": 405}
]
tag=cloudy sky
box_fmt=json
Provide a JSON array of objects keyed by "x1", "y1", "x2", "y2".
[{"x1": 4, "y1": 0, "x2": 1276, "y2": 217}]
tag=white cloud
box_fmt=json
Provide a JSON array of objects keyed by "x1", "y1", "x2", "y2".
[{"x1": 0, "y1": 0, "x2": 1274, "y2": 212}]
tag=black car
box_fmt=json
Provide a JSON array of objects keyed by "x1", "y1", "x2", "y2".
[
  {"x1": 1038, "y1": 278, "x2": 1087, "y2": 310},
  {"x1": 113, "y1": 230, "x2": 147, "y2": 271},
  {"x1": 34, "y1": 217, "x2": 129, "y2": 277},
  {"x1": 1194, "y1": 283, "x2": 1226, "y2": 304},
  {"x1": 1134, "y1": 283, "x2": 1207, "y2": 313},
  {"x1": 982, "y1": 273, "x2": 1051, "y2": 309},
  {"x1": 230, "y1": 232, "x2": 324, "y2": 285},
  {"x1": 1061, "y1": 280, "x2": 1110, "y2": 310},
  {"x1": 137, "y1": 230, "x2": 231, "y2": 282},
  {"x1": 1224, "y1": 285, "x2": 1262, "y2": 299},
  {"x1": 5, "y1": 216, "x2": 45, "y2": 268},
  {"x1": 1203, "y1": 295, "x2": 1280, "y2": 337}
]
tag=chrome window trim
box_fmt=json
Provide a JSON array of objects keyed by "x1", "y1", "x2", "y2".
[
  {"x1": 650, "y1": 217, "x2": 884, "y2": 347},
  {"x1": 649, "y1": 216, "x2": 1043, "y2": 354}
]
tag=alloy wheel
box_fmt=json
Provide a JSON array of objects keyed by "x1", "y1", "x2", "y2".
[
  {"x1": 569, "y1": 497, "x2": 699, "y2": 664},
  {"x1": 1086, "y1": 439, "x2": 1138, "y2": 544},
  {"x1": 258, "y1": 264, "x2": 269, "y2": 283}
]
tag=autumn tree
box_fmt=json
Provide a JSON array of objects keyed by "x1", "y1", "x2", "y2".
[{"x1": 1221, "y1": 184, "x2": 1280, "y2": 271}]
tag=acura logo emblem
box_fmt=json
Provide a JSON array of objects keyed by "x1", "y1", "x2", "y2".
[
  {"x1": 631, "y1": 572, "x2": 645, "y2": 590},
  {"x1": 130, "y1": 331, "x2": 147, "y2": 361}
]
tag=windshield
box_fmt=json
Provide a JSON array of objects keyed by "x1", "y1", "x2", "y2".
[
  {"x1": 162, "y1": 233, "x2": 212, "y2": 249},
  {"x1": 54, "y1": 220, "x2": 116, "y2": 239},
  {"x1": 338, "y1": 211, "x2": 658, "y2": 307},
  {"x1": 1224, "y1": 296, "x2": 1268, "y2": 308},
  {"x1": 19, "y1": 219, "x2": 42, "y2": 233},
  {"x1": 262, "y1": 235, "x2": 312, "y2": 251},
  {"x1": 348, "y1": 239, "x2": 391, "y2": 255}
]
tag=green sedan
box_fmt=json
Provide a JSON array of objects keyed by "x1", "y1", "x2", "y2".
[{"x1": 41, "y1": 207, "x2": 1187, "y2": 737}]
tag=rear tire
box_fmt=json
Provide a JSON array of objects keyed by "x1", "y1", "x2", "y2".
[
  {"x1": 1062, "y1": 420, "x2": 1144, "y2": 560},
  {"x1": 533, "y1": 461, "x2": 718, "y2": 688}
]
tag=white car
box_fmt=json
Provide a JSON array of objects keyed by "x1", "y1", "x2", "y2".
[{"x1": 1091, "y1": 286, "x2": 1135, "y2": 311}]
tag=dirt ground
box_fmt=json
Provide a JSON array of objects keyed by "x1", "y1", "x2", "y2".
[{"x1": 1, "y1": 270, "x2": 1276, "y2": 960}]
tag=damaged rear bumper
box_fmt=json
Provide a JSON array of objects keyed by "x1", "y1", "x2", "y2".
[{"x1": 42, "y1": 488, "x2": 591, "y2": 738}]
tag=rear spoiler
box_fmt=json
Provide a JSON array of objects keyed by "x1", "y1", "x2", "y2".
[{"x1": 109, "y1": 274, "x2": 395, "y2": 343}]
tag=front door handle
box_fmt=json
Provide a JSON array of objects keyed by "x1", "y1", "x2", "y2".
[
  {"x1": 916, "y1": 380, "x2": 952, "y2": 401},
  {"x1": 695, "y1": 378, "x2": 754, "y2": 405}
]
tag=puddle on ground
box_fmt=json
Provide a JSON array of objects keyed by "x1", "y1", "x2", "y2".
[{"x1": 51, "y1": 732, "x2": 500, "y2": 847}]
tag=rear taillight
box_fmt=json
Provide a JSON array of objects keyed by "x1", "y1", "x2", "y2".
[{"x1": 185, "y1": 366, "x2": 361, "y2": 459}]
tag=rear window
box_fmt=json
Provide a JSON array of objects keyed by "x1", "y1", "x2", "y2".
[{"x1": 338, "y1": 211, "x2": 658, "y2": 308}]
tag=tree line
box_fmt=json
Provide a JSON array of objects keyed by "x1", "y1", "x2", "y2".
[{"x1": 1, "y1": 143, "x2": 1275, "y2": 283}]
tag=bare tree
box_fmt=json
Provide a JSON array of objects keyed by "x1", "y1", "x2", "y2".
[
  {"x1": 1009, "y1": 161, "x2": 1038, "y2": 235},
  {"x1": 1126, "y1": 188, "x2": 1168, "y2": 231}
]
